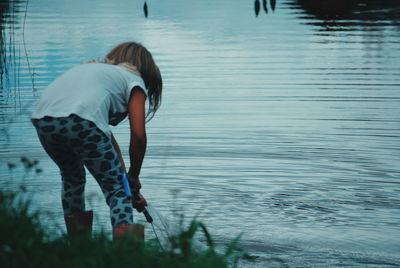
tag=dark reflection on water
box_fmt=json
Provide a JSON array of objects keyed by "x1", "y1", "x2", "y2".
[
  {"x1": 1, "y1": 0, "x2": 400, "y2": 267},
  {"x1": 289, "y1": 0, "x2": 400, "y2": 30}
]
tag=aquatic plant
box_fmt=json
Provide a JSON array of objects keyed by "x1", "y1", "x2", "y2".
[
  {"x1": 0, "y1": 0, "x2": 34, "y2": 107},
  {"x1": 254, "y1": 0, "x2": 277, "y2": 17}
]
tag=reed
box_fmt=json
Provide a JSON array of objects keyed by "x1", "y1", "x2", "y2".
[{"x1": 0, "y1": 0, "x2": 34, "y2": 108}]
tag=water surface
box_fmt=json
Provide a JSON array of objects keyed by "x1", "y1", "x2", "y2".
[{"x1": 1, "y1": 0, "x2": 400, "y2": 266}]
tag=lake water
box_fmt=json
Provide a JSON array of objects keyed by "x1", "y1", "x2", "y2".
[{"x1": 1, "y1": 0, "x2": 400, "y2": 266}]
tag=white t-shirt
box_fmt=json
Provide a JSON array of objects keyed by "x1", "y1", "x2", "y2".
[{"x1": 32, "y1": 63, "x2": 146, "y2": 137}]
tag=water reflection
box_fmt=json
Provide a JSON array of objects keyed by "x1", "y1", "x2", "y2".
[
  {"x1": 0, "y1": 0, "x2": 25, "y2": 27},
  {"x1": 289, "y1": 0, "x2": 400, "y2": 31},
  {"x1": 1, "y1": 0, "x2": 29, "y2": 111}
]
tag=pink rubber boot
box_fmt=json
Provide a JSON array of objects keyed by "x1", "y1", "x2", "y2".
[
  {"x1": 112, "y1": 224, "x2": 144, "y2": 242},
  {"x1": 64, "y1": 210, "x2": 93, "y2": 237}
]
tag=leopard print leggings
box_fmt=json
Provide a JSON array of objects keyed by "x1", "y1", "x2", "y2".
[{"x1": 32, "y1": 114, "x2": 133, "y2": 228}]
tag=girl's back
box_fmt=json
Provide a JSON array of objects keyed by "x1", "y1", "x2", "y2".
[{"x1": 32, "y1": 63, "x2": 145, "y2": 136}]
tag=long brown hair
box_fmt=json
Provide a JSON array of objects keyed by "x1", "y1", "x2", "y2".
[{"x1": 106, "y1": 42, "x2": 162, "y2": 122}]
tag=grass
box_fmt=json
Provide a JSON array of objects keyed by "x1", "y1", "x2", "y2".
[{"x1": 0, "y1": 186, "x2": 245, "y2": 268}]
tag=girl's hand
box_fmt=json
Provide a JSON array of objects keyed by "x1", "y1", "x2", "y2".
[
  {"x1": 132, "y1": 193, "x2": 147, "y2": 212},
  {"x1": 128, "y1": 174, "x2": 147, "y2": 212},
  {"x1": 128, "y1": 174, "x2": 142, "y2": 194}
]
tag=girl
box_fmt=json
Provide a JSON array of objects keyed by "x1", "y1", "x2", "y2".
[{"x1": 31, "y1": 42, "x2": 162, "y2": 238}]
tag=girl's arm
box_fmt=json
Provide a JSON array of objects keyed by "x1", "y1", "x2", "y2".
[
  {"x1": 111, "y1": 134, "x2": 126, "y2": 172},
  {"x1": 127, "y1": 86, "x2": 147, "y2": 193}
]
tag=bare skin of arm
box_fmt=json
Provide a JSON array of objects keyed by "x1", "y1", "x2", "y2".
[
  {"x1": 127, "y1": 87, "x2": 148, "y2": 211},
  {"x1": 127, "y1": 87, "x2": 147, "y2": 185},
  {"x1": 110, "y1": 86, "x2": 147, "y2": 211}
]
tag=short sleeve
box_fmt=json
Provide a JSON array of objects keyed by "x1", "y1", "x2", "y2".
[{"x1": 126, "y1": 75, "x2": 147, "y2": 104}]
